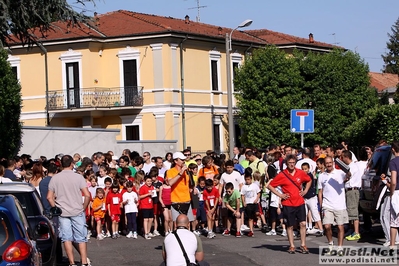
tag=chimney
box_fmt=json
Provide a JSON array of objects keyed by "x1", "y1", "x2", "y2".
[
  {"x1": 185, "y1": 15, "x2": 190, "y2": 24},
  {"x1": 218, "y1": 27, "x2": 223, "y2": 35},
  {"x1": 309, "y1": 33, "x2": 314, "y2": 43}
]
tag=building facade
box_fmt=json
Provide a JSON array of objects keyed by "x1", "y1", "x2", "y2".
[{"x1": 8, "y1": 10, "x2": 335, "y2": 155}]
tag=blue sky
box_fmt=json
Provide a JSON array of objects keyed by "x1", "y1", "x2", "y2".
[{"x1": 71, "y1": 0, "x2": 399, "y2": 72}]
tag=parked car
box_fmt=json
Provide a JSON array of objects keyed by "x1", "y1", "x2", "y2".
[
  {"x1": 0, "y1": 183, "x2": 56, "y2": 266},
  {"x1": 0, "y1": 194, "x2": 41, "y2": 266},
  {"x1": 360, "y1": 144, "x2": 392, "y2": 215}
]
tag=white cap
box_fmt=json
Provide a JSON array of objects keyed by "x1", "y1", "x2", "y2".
[{"x1": 173, "y1": 152, "x2": 186, "y2": 160}]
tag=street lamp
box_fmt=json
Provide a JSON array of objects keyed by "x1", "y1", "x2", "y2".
[{"x1": 226, "y1": 19, "x2": 252, "y2": 159}]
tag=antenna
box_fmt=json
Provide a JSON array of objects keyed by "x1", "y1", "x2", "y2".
[
  {"x1": 188, "y1": 0, "x2": 207, "y2": 22},
  {"x1": 329, "y1": 33, "x2": 340, "y2": 45}
]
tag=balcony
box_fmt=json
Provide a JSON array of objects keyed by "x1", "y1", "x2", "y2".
[{"x1": 47, "y1": 86, "x2": 143, "y2": 111}]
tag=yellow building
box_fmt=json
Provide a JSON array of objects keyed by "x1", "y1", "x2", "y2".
[{"x1": 8, "y1": 10, "x2": 335, "y2": 154}]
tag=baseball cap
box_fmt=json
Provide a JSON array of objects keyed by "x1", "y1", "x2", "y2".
[{"x1": 173, "y1": 152, "x2": 186, "y2": 160}]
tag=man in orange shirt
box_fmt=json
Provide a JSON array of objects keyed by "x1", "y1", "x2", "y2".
[{"x1": 166, "y1": 152, "x2": 195, "y2": 223}]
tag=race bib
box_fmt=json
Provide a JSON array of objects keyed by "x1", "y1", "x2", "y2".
[
  {"x1": 101, "y1": 203, "x2": 106, "y2": 210},
  {"x1": 210, "y1": 199, "x2": 214, "y2": 207},
  {"x1": 112, "y1": 197, "x2": 119, "y2": 204}
]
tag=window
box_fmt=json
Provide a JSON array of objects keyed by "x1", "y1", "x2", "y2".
[
  {"x1": 213, "y1": 124, "x2": 221, "y2": 153},
  {"x1": 209, "y1": 50, "x2": 221, "y2": 92},
  {"x1": 7, "y1": 55, "x2": 20, "y2": 80},
  {"x1": 231, "y1": 53, "x2": 242, "y2": 92},
  {"x1": 117, "y1": 46, "x2": 140, "y2": 106},
  {"x1": 126, "y1": 125, "x2": 140, "y2": 140},
  {"x1": 60, "y1": 49, "x2": 83, "y2": 108},
  {"x1": 232, "y1": 62, "x2": 239, "y2": 90},
  {"x1": 211, "y1": 60, "x2": 218, "y2": 91},
  {"x1": 11, "y1": 67, "x2": 18, "y2": 80}
]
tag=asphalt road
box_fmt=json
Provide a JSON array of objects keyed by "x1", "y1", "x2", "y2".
[{"x1": 78, "y1": 226, "x2": 398, "y2": 266}]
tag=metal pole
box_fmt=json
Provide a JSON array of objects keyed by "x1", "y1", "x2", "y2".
[
  {"x1": 37, "y1": 42, "x2": 50, "y2": 126},
  {"x1": 180, "y1": 38, "x2": 187, "y2": 149},
  {"x1": 301, "y1": 133, "x2": 304, "y2": 148},
  {"x1": 226, "y1": 33, "x2": 235, "y2": 159}
]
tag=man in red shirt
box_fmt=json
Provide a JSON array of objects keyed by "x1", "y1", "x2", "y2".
[{"x1": 268, "y1": 154, "x2": 312, "y2": 254}]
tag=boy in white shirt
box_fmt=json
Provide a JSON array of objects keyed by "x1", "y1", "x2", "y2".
[{"x1": 241, "y1": 174, "x2": 260, "y2": 237}]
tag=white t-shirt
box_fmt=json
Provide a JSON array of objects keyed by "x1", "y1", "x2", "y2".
[
  {"x1": 122, "y1": 191, "x2": 139, "y2": 213},
  {"x1": 164, "y1": 229, "x2": 200, "y2": 265},
  {"x1": 241, "y1": 183, "x2": 260, "y2": 204},
  {"x1": 97, "y1": 175, "x2": 110, "y2": 188},
  {"x1": 164, "y1": 161, "x2": 172, "y2": 170},
  {"x1": 345, "y1": 161, "x2": 362, "y2": 189},
  {"x1": 142, "y1": 162, "x2": 155, "y2": 174},
  {"x1": 296, "y1": 158, "x2": 317, "y2": 174},
  {"x1": 88, "y1": 186, "x2": 98, "y2": 199},
  {"x1": 220, "y1": 171, "x2": 244, "y2": 195},
  {"x1": 270, "y1": 186, "x2": 282, "y2": 208},
  {"x1": 318, "y1": 169, "x2": 347, "y2": 210}
]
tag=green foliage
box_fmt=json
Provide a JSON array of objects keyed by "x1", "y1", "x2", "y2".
[
  {"x1": 343, "y1": 104, "x2": 399, "y2": 146},
  {"x1": 235, "y1": 46, "x2": 379, "y2": 147},
  {"x1": 0, "y1": 0, "x2": 95, "y2": 46},
  {"x1": 382, "y1": 17, "x2": 399, "y2": 74},
  {"x1": 0, "y1": 49, "x2": 22, "y2": 158}
]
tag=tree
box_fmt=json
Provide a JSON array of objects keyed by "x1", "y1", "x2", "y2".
[
  {"x1": 234, "y1": 46, "x2": 379, "y2": 148},
  {"x1": 382, "y1": 17, "x2": 399, "y2": 74},
  {"x1": 342, "y1": 104, "x2": 399, "y2": 146},
  {"x1": 0, "y1": 49, "x2": 22, "y2": 158},
  {"x1": 0, "y1": 0, "x2": 95, "y2": 47}
]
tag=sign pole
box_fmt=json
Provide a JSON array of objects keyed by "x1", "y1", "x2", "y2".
[{"x1": 301, "y1": 133, "x2": 304, "y2": 148}]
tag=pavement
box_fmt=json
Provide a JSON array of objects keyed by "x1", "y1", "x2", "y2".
[{"x1": 74, "y1": 225, "x2": 399, "y2": 266}]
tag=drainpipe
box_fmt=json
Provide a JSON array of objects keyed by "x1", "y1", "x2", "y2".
[
  {"x1": 37, "y1": 42, "x2": 50, "y2": 126},
  {"x1": 180, "y1": 36, "x2": 188, "y2": 149}
]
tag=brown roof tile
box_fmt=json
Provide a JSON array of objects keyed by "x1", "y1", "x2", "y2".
[
  {"x1": 8, "y1": 10, "x2": 335, "y2": 50},
  {"x1": 369, "y1": 72, "x2": 399, "y2": 91}
]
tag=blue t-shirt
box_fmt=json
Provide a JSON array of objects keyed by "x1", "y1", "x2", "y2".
[
  {"x1": 4, "y1": 169, "x2": 17, "y2": 181},
  {"x1": 389, "y1": 156, "x2": 399, "y2": 191},
  {"x1": 39, "y1": 176, "x2": 52, "y2": 212}
]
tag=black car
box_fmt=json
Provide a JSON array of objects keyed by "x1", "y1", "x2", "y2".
[
  {"x1": 0, "y1": 195, "x2": 41, "y2": 266},
  {"x1": 0, "y1": 183, "x2": 56, "y2": 266}
]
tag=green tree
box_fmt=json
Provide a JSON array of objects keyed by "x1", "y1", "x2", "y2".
[
  {"x1": 382, "y1": 17, "x2": 399, "y2": 74},
  {"x1": 342, "y1": 104, "x2": 399, "y2": 146},
  {"x1": 0, "y1": 49, "x2": 22, "y2": 158},
  {"x1": 0, "y1": 0, "x2": 95, "y2": 47},
  {"x1": 235, "y1": 47, "x2": 379, "y2": 147}
]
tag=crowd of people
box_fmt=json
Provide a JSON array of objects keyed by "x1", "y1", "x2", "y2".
[{"x1": 1, "y1": 140, "x2": 399, "y2": 264}]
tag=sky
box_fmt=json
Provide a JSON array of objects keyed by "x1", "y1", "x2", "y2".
[{"x1": 70, "y1": 0, "x2": 399, "y2": 72}]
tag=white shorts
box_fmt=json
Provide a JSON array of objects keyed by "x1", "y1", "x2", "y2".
[{"x1": 305, "y1": 196, "x2": 321, "y2": 222}]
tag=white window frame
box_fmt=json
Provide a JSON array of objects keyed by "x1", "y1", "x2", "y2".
[
  {"x1": 117, "y1": 46, "x2": 140, "y2": 106},
  {"x1": 7, "y1": 55, "x2": 21, "y2": 80},
  {"x1": 209, "y1": 50, "x2": 221, "y2": 92},
  {"x1": 213, "y1": 115, "x2": 224, "y2": 153},
  {"x1": 60, "y1": 49, "x2": 83, "y2": 108},
  {"x1": 120, "y1": 115, "x2": 142, "y2": 141},
  {"x1": 231, "y1": 52, "x2": 243, "y2": 92}
]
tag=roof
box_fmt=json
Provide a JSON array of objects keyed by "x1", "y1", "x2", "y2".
[
  {"x1": 369, "y1": 72, "x2": 399, "y2": 92},
  {"x1": 8, "y1": 10, "x2": 335, "y2": 50},
  {"x1": 0, "y1": 183, "x2": 36, "y2": 193}
]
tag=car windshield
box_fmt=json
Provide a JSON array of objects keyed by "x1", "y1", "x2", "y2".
[
  {"x1": 0, "y1": 212, "x2": 16, "y2": 262},
  {"x1": 0, "y1": 192, "x2": 41, "y2": 217}
]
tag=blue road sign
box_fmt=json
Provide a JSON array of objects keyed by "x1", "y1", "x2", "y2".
[{"x1": 290, "y1": 109, "x2": 314, "y2": 133}]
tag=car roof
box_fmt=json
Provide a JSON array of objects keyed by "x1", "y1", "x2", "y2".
[{"x1": 0, "y1": 182, "x2": 36, "y2": 193}]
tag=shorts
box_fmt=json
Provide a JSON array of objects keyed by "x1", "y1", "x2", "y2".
[
  {"x1": 258, "y1": 203, "x2": 264, "y2": 215},
  {"x1": 345, "y1": 189, "x2": 359, "y2": 220},
  {"x1": 304, "y1": 196, "x2": 321, "y2": 222},
  {"x1": 111, "y1": 214, "x2": 120, "y2": 222},
  {"x1": 282, "y1": 204, "x2": 306, "y2": 227},
  {"x1": 390, "y1": 191, "x2": 399, "y2": 227},
  {"x1": 322, "y1": 208, "x2": 348, "y2": 226},
  {"x1": 163, "y1": 205, "x2": 171, "y2": 210},
  {"x1": 153, "y1": 202, "x2": 161, "y2": 216},
  {"x1": 59, "y1": 212, "x2": 87, "y2": 243},
  {"x1": 245, "y1": 204, "x2": 258, "y2": 220},
  {"x1": 171, "y1": 202, "x2": 194, "y2": 222},
  {"x1": 269, "y1": 206, "x2": 283, "y2": 221},
  {"x1": 196, "y1": 203, "x2": 206, "y2": 222},
  {"x1": 142, "y1": 208, "x2": 154, "y2": 219},
  {"x1": 227, "y1": 207, "x2": 244, "y2": 219},
  {"x1": 94, "y1": 216, "x2": 105, "y2": 223}
]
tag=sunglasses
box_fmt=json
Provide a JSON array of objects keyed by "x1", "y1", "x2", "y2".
[{"x1": 184, "y1": 154, "x2": 191, "y2": 156}]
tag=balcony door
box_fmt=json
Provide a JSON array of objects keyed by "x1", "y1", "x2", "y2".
[
  {"x1": 66, "y1": 62, "x2": 80, "y2": 108},
  {"x1": 123, "y1": 60, "x2": 138, "y2": 106}
]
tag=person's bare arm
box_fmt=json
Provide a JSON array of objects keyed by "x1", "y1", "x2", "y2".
[
  {"x1": 168, "y1": 165, "x2": 187, "y2": 186},
  {"x1": 47, "y1": 190, "x2": 56, "y2": 208},
  {"x1": 391, "y1": 171, "x2": 397, "y2": 197},
  {"x1": 195, "y1": 251, "x2": 204, "y2": 262},
  {"x1": 81, "y1": 187, "x2": 91, "y2": 210}
]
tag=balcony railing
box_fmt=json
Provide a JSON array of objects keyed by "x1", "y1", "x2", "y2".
[{"x1": 47, "y1": 86, "x2": 143, "y2": 110}]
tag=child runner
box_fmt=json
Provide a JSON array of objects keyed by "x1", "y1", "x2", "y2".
[
  {"x1": 123, "y1": 181, "x2": 139, "y2": 239},
  {"x1": 213, "y1": 174, "x2": 222, "y2": 233},
  {"x1": 139, "y1": 175, "x2": 155, "y2": 239},
  {"x1": 266, "y1": 185, "x2": 286, "y2": 236},
  {"x1": 92, "y1": 188, "x2": 106, "y2": 240},
  {"x1": 223, "y1": 182, "x2": 243, "y2": 237},
  {"x1": 150, "y1": 168, "x2": 163, "y2": 236},
  {"x1": 159, "y1": 180, "x2": 173, "y2": 236},
  {"x1": 203, "y1": 178, "x2": 220, "y2": 238},
  {"x1": 98, "y1": 165, "x2": 110, "y2": 188},
  {"x1": 106, "y1": 180, "x2": 123, "y2": 239},
  {"x1": 196, "y1": 176, "x2": 207, "y2": 233},
  {"x1": 88, "y1": 175, "x2": 98, "y2": 200},
  {"x1": 241, "y1": 173, "x2": 261, "y2": 237},
  {"x1": 103, "y1": 177, "x2": 113, "y2": 237}
]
